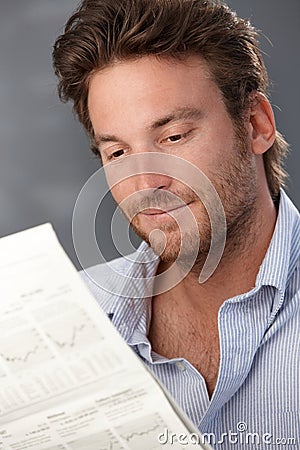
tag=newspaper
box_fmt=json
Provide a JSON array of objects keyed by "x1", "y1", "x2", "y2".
[{"x1": 0, "y1": 224, "x2": 212, "y2": 450}]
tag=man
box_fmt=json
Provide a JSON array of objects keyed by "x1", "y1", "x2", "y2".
[{"x1": 53, "y1": 0, "x2": 299, "y2": 447}]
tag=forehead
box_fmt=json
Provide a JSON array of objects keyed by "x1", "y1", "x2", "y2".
[{"x1": 87, "y1": 55, "x2": 223, "y2": 130}]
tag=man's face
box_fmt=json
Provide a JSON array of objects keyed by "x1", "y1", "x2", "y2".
[{"x1": 88, "y1": 55, "x2": 257, "y2": 264}]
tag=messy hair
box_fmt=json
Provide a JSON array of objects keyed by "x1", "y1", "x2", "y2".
[{"x1": 53, "y1": 0, "x2": 288, "y2": 201}]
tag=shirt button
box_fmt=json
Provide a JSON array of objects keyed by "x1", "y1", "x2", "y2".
[{"x1": 175, "y1": 361, "x2": 186, "y2": 372}]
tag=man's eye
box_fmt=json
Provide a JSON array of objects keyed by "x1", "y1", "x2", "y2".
[
  {"x1": 164, "y1": 132, "x2": 190, "y2": 143},
  {"x1": 107, "y1": 149, "x2": 125, "y2": 160},
  {"x1": 167, "y1": 134, "x2": 183, "y2": 142}
]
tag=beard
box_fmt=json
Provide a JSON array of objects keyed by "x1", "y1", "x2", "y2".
[
  {"x1": 129, "y1": 201, "x2": 210, "y2": 265},
  {"x1": 120, "y1": 130, "x2": 258, "y2": 271}
]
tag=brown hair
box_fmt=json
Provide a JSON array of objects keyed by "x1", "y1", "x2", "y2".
[{"x1": 53, "y1": 0, "x2": 288, "y2": 201}]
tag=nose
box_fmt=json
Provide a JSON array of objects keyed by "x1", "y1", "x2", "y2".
[
  {"x1": 104, "y1": 149, "x2": 173, "y2": 195},
  {"x1": 134, "y1": 172, "x2": 172, "y2": 193},
  {"x1": 132, "y1": 150, "x2": 172, "y2": 192}
]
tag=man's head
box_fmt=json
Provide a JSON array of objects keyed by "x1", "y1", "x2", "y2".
[
  {"x1": 53, "y1": 0, "x2": 288, "y2": 203},
  {"x1": 84, "y1": 54, "x2": 273, "y2": 266}
]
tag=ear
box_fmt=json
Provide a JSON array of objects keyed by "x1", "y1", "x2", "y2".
[{"x1": 248, "y1": 92, "x2": 276, "y2": 155}]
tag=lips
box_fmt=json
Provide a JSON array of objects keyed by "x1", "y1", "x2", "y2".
[
  {"x1": 142, "y1": 208, "x2": 168, "y2": 215},
  {"x1": 141, "y1": 203, "x2": 190, "y2": 215}
]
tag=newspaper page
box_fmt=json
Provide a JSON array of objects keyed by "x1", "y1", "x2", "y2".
[{"x1": 0, "y1": 224, "x2": 212, "y2": 450}]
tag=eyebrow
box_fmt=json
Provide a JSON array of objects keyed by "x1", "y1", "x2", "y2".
[
  {"x1": 149, "y1": 107, "x2": 204, "y2": 130},
  {"x1": 94, "y1": 106, "x2": 203, "y2": 147},
  {"x1": 94, "y1": 134, "x2": 120, "y2": 147}
]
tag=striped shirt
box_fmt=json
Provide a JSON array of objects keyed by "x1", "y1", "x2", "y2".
[{"x1": 81, "y1": 190, "x2": 300, "y2": 449}]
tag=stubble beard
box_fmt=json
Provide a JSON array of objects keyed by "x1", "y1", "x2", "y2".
[
  {"x1": 123, "y1": 134, "x2": 258, "y2": 273},
  {"x1": 129, "y1": 203, "x2": 211, "y2": 266}
]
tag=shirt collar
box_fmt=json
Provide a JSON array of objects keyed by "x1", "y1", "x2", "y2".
[
  {"x1": 107, "y1": 241, "x2": 159, "y2": 343},
  {"x1": 255, "y1": 189, "x2": 300, "y2": 295}
]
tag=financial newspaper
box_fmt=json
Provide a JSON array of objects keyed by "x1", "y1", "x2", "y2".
[{"x1": 0, "y1": 224, "x2": 212, "y2": 450}]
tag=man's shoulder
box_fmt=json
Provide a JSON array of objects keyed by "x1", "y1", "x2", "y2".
[
  {"x1": 79, "y1": 253, "x2": 134, "y2": 310},
  {"x1": 82, "y1": 253, "x2": 133, "y2": 277},
  {"x1": 79, "y1": 241, "x2": 159, "y2": 313},
  {"x1": 281, "y1": 190, "x2": 300, "y2": 259}
]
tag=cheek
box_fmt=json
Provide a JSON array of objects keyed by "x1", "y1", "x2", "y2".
[
  {"x1": 110, "y1": 184, "x2": 124, "y2": 204},
  {"x1": 110, "y1": 181, "x2": 134, "y2": 207},
  {"x1": 179, "y1": 139, "x2": 219, "y2": 177},
  {"x1": 189, "y1": 130, "x2": 235, "y2": 170}
]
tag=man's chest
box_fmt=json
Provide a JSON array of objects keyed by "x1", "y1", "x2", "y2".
[{"x1": 148, "y1": 312, "x2": 220, "y2": 396}]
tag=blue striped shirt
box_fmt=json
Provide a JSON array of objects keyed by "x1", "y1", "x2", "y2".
[{"x1": 81, "y1": 190, "x2": 300, "y2": 449}]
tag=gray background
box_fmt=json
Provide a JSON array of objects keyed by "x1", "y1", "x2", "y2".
[{"x1": 0, "y1": 0, "x2": 299, "y2": 268}]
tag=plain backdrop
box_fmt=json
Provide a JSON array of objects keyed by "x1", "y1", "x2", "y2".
[{"x1": 0, "y1": 0, "x2": 299, "y2": 268}]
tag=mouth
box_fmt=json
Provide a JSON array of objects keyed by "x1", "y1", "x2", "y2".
[{"x1": 140, "y1": 202, "x2": 192, "y2": 218}]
